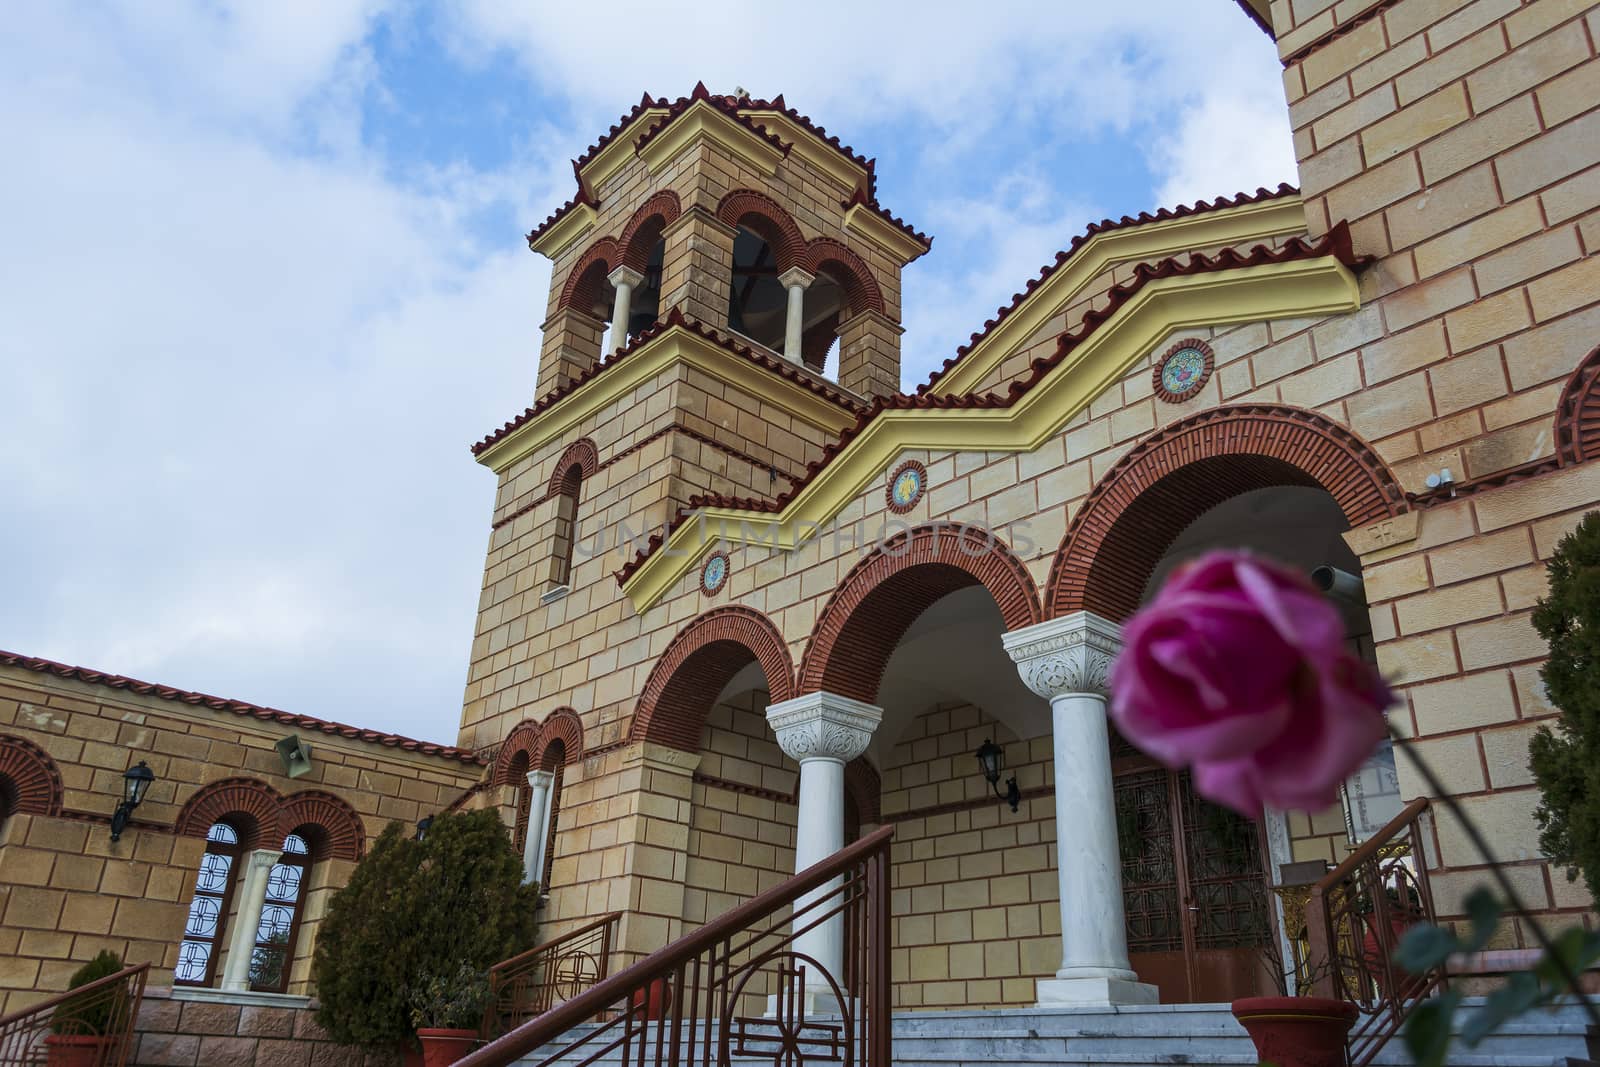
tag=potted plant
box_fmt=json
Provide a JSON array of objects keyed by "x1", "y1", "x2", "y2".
[
  {"x1": 1229, "y1": 913, "x2": 1355, "y2": 1067},
  {"x1": 410, "y1": 964, "x2": 491, "y2": 1067},
  {"x1": 46, "y1": 951, "x2": 130, "y2": 1067},
  {"x1": 1356, "y1": 883, "x2": 1424, "y2": 995}
]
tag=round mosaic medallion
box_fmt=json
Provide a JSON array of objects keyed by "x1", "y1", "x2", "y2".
[
  {"x1": 886, "y1": 460, "x2": 927, "y2": 514},
  {"x1": 700, "y1": 550, "x2": 731, "y2": 597},
  {"x1": 1152, "y1": 338, "x2": 1215, "y2": 404}
]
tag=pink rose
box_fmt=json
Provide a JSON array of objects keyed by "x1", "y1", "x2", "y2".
[{"x1": 1108, "y1": 551, "x2": 1391, "y2": 815}]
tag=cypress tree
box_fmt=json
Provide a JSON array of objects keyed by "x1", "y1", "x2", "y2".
[
  {"x1": 312, "y1": 808, "x2": 539, "y2": 1048},
  {"x1": 1530, "y1": 510, "x2": 1600, "y2": 903}
]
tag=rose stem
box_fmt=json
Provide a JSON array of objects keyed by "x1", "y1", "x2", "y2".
[{"x1": 1393, "y1": 728, "x2": 1597, "y2": 1021}]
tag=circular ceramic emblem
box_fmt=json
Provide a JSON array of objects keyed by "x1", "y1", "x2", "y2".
[
  {"x1": 886, "y1": 460, "x2": 927, "y2": 514},
  {"x1": 700, "y1": 551, "x2": 730, "y2": 597},
  {"x1": 1152, "y1": 338, "x2": 1215, "y2": 403}
]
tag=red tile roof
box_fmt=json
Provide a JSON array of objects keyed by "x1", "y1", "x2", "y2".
[
  {"x1": 525, "y1": 85, "x2": 928, "y2": 258},
  {"x1": 916, "y1": 183, "x2": 1302, "y2": 395},
  {"x1": 841, "y1": 188, "x2": 932, "y2": 257},
  {"x1": 470, "y1": 308, "x2": 872, "y2": 458},
  {"x1": 614, "y1": 223, "x2": 1364, "y2": 584},
  {"x1": 0, "y1": 649, "x2": 485, "y2": 765}
]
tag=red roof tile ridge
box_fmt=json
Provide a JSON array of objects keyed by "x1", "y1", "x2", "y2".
[
  {"x1": 840, "y1": 187, "x2": 932, "y2": 255},
  {"x1": 614, "y1": 222, "x2": 1362, "y2": 586},
  {"x1": 0, "y1": 648, "x2": 485, "y2": 764},
  {"x1": 471, "y1": 309, "x2": 872, "y2": 458},
  {"x1": 629, "y1": 83, "x2": 794, "y2": 162},
  {"x1": 735, "y1": 92, "x2": 872, "y2": 173},
  {"x1": 914, "y1": 183, "x2": 1302, "y2": 395}
]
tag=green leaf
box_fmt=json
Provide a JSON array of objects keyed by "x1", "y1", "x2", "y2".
[
  {"x1": 1403, "y1": 990, "x2": 1462, "y2": 1067},
  {"x1": 1396, "y1": 922, "x2": 1459, "y2": 972},
  {"x1": 1461, "y1": 887, "x2": 1504, "y2": 954},
  {"x1": 1460, "y1": 973, "x2": 1542, "y2": 1047},
  {"x1": 1533, "y1": 927, "x2": 1600, "y2": 989}
]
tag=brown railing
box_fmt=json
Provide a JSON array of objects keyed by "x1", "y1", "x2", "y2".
[
  {"x1": 0, "y1": 963, "x2": 149, "y2": 1067},
  {"x1": 458, "y1": 825, "x2": 893, "y2": 1067},
  {"x1": 485, "y1": 912, "x2": 622, "y2": 1037},
  {"x1": 1306, "y1": 798, "x2": 1440, "y2": 1067}
]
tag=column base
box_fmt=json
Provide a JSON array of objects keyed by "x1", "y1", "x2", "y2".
[{"x1": 1034, "y1": 977, "x2": 1160, "y2": 1007}]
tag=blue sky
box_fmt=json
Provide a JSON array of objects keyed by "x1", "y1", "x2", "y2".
[{"x1": 0, "y1": 2, "x2": 1295, "y2": 745}]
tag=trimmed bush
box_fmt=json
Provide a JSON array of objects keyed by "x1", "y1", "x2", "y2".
[
  {"x1": 312, "y1": 808, "x2": 538, "y2": 1048},
  {"x1": 50, "y1": 950, "x2": 128, "y2": 1036}
]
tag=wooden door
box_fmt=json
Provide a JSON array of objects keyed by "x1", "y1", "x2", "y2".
[{"x1": 1114, "y1": 760, "x2": 1275, "y2": 1002}]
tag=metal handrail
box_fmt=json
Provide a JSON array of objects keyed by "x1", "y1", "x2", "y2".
[
  {"x1": 0, "y1": 963, "x2": 149, "y2": 1067},
  {"x1": 1306, "y1": 797, "x2": 1439, "y2": 1067},
  {"x1": 458, "y1": 824, "x2": 894, "y2": 1067},
  {"x1": 483, "y1": 912, "x2": 622, "y2": 1037}
]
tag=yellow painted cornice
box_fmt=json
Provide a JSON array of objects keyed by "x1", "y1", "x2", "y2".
[
  {"x1": 529, "y1": 202, "x2": 599, "y2": 260},
  {"x1": 843, "y1": 202, "x2": 930, "y2": 265},
  {"x1": 621, "y1": 252, "x2": 1360, "y2": 612},
  {"x1": 638, "y1": 100, "x2": 787, "y2": 178},
  {"x1": 474, "y1": 325, "x2": 861, "y2": 475},
  {"x1": 742, "y1": 110, "x2": 869, "y2": 195},
  {"x1": 930, "y1": 194, "x2": 1308, "y2": 396},
  {"x1": 578, "y1": 107, "x2": 671, "y2": 195}
]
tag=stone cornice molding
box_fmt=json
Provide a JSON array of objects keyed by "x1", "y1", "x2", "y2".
[
  {"x1": 1001, "y1": 611, "x2": 1122, "y2": 701},
  {"x1": 766, "y1": 692, "x2": 882, "y2": 764}
]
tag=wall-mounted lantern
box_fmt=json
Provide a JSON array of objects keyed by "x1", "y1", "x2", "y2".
[
  {"x1": 414, "y1": 815, "x2": 434, "y2": 841},
  {"x1": 974, "y1": 738, "x2": 1020, "y2": 813},
  {"x1": 110, "y1": 761, "x2": 156, "y2": 841}
]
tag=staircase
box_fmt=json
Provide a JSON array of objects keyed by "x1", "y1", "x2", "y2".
[{"x1": 515, "y1": 1001, "x2": 1596, "y2": 1067}]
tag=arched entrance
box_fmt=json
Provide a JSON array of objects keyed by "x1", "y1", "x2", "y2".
[{"x1": 1046, "y1": 405, "x2": 1408, "y2": 1003}]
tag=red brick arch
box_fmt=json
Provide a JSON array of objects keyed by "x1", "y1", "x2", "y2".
[
  {"x1": 547, "y1": 438, "x2": 599, "y2": 497},
  {"x1": 494, "y1": 720, "x2": 543, "y2": 786},
  {"x1": 0, "y1": 734, "x2": 64, "y2": 817},
  {"x1": 174, "y1": 777, "x2": 284, "y2": 852},
  {"x1": 844, "y1": 757, "x2": 881, "y2": 826},
  {"x1": 717, "y1": 189, "x2": 808, "y2": 271},
  {"x1": 799, "y1": 525, "x2": 1043, "y2": 703},
  {"x1": 532, "y1": 707, "x2": 585, "y2": 768},
  {"x1": 631, "y1": 606, "x2": 796, "y2": 752},
  {"x1": 805, "y1": 238, "x2": 886, "y2": 317},
  {"x1": 618, "y1": 191, "x2": 681, "y2": 272},
  {"x1": 557, "y1": 237, "x2": 619, "y2": 315},
  {"x1": 1045, "y1": 404, "x2": 1408, "y2": 622},
  {"x1": 1555, "y1": 345, "x2": 1600, "y2": 465},
  {"x1": 281, "y1": 790, "x2": 366, "y2": 860}
]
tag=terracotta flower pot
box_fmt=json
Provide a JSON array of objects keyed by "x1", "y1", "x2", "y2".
[
  {"x1": 44, "y1": 1034, "x2": 113, "y2": 1067},
  {"x1": 630, "y1": 976, "x2": 671, "y2": 1021},
  {"x1": 416, "y1": 1027, "x2": 479, "y2": 1067},
  {"x1": 1232, "y1": 996, "x2": 1358, "y2": 1067}
]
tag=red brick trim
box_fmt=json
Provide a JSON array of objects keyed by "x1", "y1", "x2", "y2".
[
  {"x1": 630, "y1": 606, "x2": 796, "y2": 752},
  {"x1": 281, "y1": 790, "x2": 365, "y2": 860},
  {"x1": 1280, "y1": 0, "x2": 1402, "y2": 66},
  {"x1": 1150, "y1": 338, "x2": 1215, "y2": 404},
  {"x1": 845, "y1": 757, "x2": 881, "y2": 825},
  {"x1": 693, "y1": 771, "x2": 794, "y2": 806},
  {"x1": 1045, "y1": 404, "x2": 1408, "y2": 621},
  {"x1": 618, "y1": 191, "x2": 681, "y2": 272},
  {"x1": 532, "y1": 707, "x2": 585, "y2": 768},
  {"x1": 1555, "y1": 346, "x2": 1600, "y2": 465},
  {"x1": 494, "y1": 720, "x2": 543, "y2": 786},
  {"x1": 717, "y1": 189, "x2": 808, "y2": 272},
  {"x1": 885, "y1": 460, "x2": 927, "y2": 514},
  {"x1": 804, "y1": 237, "x2": 887, "y2": 317},
  {"x1": 174, "y1": 777, "x2": 284, "y2": 853},
  {"x1": 547, "y1": 438, "x2": 600, "y2": 497},
  {"x1": 799, "y1": 525, "x2": 1044, "y2": 703},
  {"x1": 557, "y1": 237, "x2": 620, "y2": 314},
  {"x1": 0, "y1": 734, "x2": 64, "y2": 817}
]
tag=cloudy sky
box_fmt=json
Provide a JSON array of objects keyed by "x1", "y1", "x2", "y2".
[{"x1": 0, "y1": 2, "x2": 1296, "y2": 745}]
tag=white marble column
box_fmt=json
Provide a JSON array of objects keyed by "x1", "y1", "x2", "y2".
[
  {"x1": 1002, "y1": 612, "x2": 1158, "y2": 1007},
  {"x1": 221, "y1": 848, "x2": 283, "y2": 991},
  {"x1": 778, "y1": 267, "x2": 814, "y2": 364},
  {"x1": 522, "y1": 769, "x2": 555, "y2": 887},
  {"x1": 607, "y1": 265, "x2": 644, "y2": 354},
  {"x1": 766, "y1": 691, "x2": 881, "y2": 1009}
]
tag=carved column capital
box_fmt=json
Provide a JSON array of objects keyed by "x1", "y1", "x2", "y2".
[
  {"x1": 1001, "y1": 611, "x2": 1122, "y2": 701},
  {"x1": 765, "y1": 691, "x2": 882, "y2": 764}
]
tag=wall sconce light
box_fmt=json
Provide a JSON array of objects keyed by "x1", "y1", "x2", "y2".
[
  {"x1": 414, "y1": 815, "x2": 434, "y2": 841},
  {"x1": 974, "y1": 738, "x2": 1020, "y2": 813},
  {"x1": 110, "y1": 761, "x2": 155, "y2": 842}
]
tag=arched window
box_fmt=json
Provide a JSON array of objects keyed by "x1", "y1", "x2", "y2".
[
  {"x1": 540, "y1": 740, "x2": 567, "y2": 889},
  {"x1": 549, "y1": 464, "x2": 584, "y2": 590},
  {"x1": 508, "y1": 751, "x2": 532, "y2": 854},
  {"x1": 249, "y1": 831, "x2": 310, "y2": 993},
  {"x1": 727, "y1": 226, "x2": 786, "y2": 350},
  {"x1": 176, "y1": 822, "x2": 241, "y2": 987}
]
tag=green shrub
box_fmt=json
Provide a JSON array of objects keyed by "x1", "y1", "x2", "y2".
[
  {"x1": 1530, "y1": 510, "x2": 1600, "y2": 901},
  {"x1": 409, "y1": 962, "x2": 492, "y2": 1031},
  {"x1": 311, "y1": 808, "x2": 538, "y2": 1048},
  {"x1": 50, "y1": 950, "x2": 129, "y2": 1036}
]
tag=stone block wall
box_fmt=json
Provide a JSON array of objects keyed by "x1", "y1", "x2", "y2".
[{"x1": 129, "y1": 989, "x2": 396, "y2": 1067}]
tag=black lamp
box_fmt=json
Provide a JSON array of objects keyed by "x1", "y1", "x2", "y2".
[
  {"x1": 415, "y1": 815, "x2": 434, "y2": 841},
  {"x1": 110, "y1": 761, "x2": 155, "y2": 841},
  {"x1": 975, "y1": 738, "x2": 1020, "y2": 813}
]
